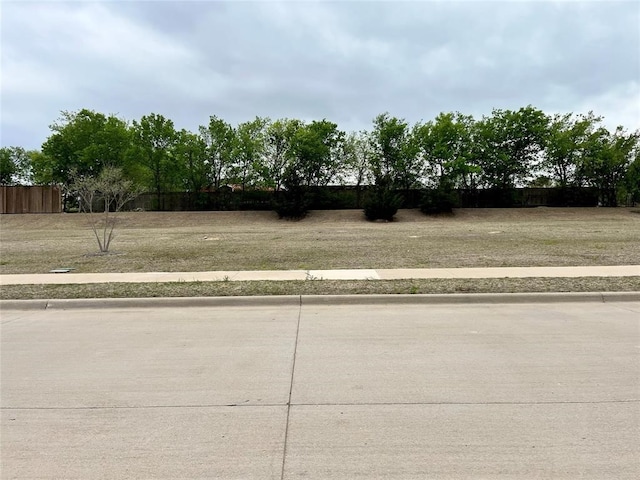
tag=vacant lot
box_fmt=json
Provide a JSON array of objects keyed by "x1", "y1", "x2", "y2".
[{"x1": 1, "y1": 208, "x2": 639, "y2": 275}]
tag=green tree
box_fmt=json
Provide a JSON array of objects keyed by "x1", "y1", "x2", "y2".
[
  {"x1": 341, "y1": 131, "x2": 373, "y2": 207},
  {"x1": 288, "y1": 120, "x2": 345, "y2": 187},
  {"x1": 130, "y1": 113, "x2": 178, "y2": 199},
  {"x1": 29, "y1": 150, "x2": 56, "y2": 185},
  {"x1": 200, "y1": 116, "x2": 235, "y2": 190},
  {"x1": 413, "y1": 112, "x2": 477, "y2": 189},
  {"x1": 369, "y1": 113, "x2": 419, "y2": 190},
  {"x1": 625, "y1": 153, "x2": 640, "y2": 205},
  {"x1": 41, "y1": 109, "x2": 131, "y2": 189},
  {"x1": 475, "y1": 106, "x2": 549, "y2": 190},
  {"x1": 259, "y1": 118, "x2": 302, "y2": 192},
  {"x1": 413, "y1": 113, "x2": 479, "y2": 213},
  {"x1": 0, "y1": 148, "x2": 17, "y2": 185},
  {"x1": 273, "y1": 120, "x2": 344, "y2": 219},
  {"x1": 364, "y1": 113, "x2": 415, "y2": 219},
  {"x1": 544, "y1": 112, "x2": 602, "y2": 188},
  {"x1": 231, "y1": 117, "x2": 268, "y2": 190},
  {"x1": 0, "y1": 147, "x2": 32, "y2": 184},
  {"x1": 174, "y1": 129, "x2": 209, "y2": 193},
  {"x1": 579, "y1": 126, "x2": 639, "y2": 206}
]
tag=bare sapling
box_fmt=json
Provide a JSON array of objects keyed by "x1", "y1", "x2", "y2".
[{"x1": 70, "y1": 167, "x2": 141, "y2": 253}]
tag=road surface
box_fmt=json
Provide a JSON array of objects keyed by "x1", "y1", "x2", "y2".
[{"x1": 1, "y1": 298, "x2": 639, "y2": 479}]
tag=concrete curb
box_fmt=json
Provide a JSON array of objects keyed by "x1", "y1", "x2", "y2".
[
  {"x1": 1, "y1": 292, "x2": 638, "y2": 311},
  {"x1": 600, "y1": 291, "x2": 640, "y2": 303},
  {"x1": 0, "y1": 296, "x2": 301, "y2": 311},
  {"x1": 0, "y1": 300, "x2": 50, "y2": 311},
  {"x1": 45, "y1": 295, "x2": 301, "y2": 310},
  {"x1": 302, "y1": 292, "x2": 640, "y2": 305}
]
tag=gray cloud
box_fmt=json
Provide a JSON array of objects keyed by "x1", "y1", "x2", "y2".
[{"x1": 1, "y1": 0, "x2": 638, "y2": 150}]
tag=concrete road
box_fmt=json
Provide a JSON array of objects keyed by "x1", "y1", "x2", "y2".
[{"x1": 1, "y1": 299, "x2": 639, "y2": 479}]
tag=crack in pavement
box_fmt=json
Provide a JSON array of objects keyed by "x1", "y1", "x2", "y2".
[{"x1": 4, "y1": 399, "x2": 638, "y2": 411}]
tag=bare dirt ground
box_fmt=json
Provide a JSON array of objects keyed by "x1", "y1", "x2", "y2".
[{"x1": 1, "y1": 208, "x2": 638, "y2": 274}]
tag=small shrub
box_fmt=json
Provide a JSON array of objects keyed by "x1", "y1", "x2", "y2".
[
  {"x1": 273, "y1": 188, "x2": 310, "y2": 220},
  {"x1": 273, "y1": 198, "x2": 309, "y2": 219},
  {"x1": 420, "y1": 187, "x2": 457, "y2": 215},
  {"x1": 363, "y1": 188, "x2": 403, "y2": 221},
  {"x1": 274, "y1": 169, "x2": 311, "y2": 219}
]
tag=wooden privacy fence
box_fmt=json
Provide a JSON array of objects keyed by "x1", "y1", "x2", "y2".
[{"x1": 0, "y1": 186, "x2": 62, "y2": 214}]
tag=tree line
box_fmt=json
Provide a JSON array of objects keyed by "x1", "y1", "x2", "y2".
[{"x1": 1, "y1": 106, "x2": 638, "y2": 214}]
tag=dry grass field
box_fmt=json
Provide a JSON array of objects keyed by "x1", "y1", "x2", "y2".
[
  {"x1": 2, "y1": 277, "x2": 638, "y2": 300},
  {"x1": 1, "y1": 207, "x2": 639, "y2": 275}
]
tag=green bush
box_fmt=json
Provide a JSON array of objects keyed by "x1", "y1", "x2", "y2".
[
  {"x1": 420, "y1": 187, "x2": 457, "y2": 215},
  {"x1": 363, "y1": 188, "x2": 403, "y2": 221},
  {"x1": 273, "y1": 168, "x2": 310, "y2": 219},
  {"x1": 273, "y1": 188, "x2": 310, "y2": 219}
]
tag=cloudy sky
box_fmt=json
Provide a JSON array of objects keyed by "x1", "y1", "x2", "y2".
[{"x1": 2, "y1": 0, "x2": 639, "y2": 150}]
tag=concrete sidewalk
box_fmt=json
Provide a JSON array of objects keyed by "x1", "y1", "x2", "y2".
[{"x1": 0, "y1": 265, "x2": 639, "y2": 285}]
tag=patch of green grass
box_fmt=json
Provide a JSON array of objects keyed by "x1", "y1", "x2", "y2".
[
  {"x1": 540, "y1": 239, "x2": 561, "y2": 246},
  {"x1": 1, "y1": 277, "x2": 638, "y2": 300}
]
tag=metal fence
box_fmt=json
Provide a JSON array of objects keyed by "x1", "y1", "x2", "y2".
[
  {"x1": 126, "y1": 186, "x2": 602, "y2": 212},
  {"x1": 0, "y1": 186, "x2": 63, "y2": 214}
]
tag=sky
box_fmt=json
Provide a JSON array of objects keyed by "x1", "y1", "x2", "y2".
[{"x1": 2, "y1": 0, "x2": 639, "y2": 150}]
